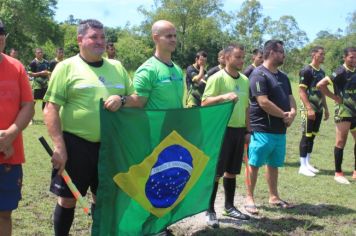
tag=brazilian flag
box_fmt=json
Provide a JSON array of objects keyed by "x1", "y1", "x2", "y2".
[{"x1": 92, "y1": 102, "x2": 234, "y2": 235}]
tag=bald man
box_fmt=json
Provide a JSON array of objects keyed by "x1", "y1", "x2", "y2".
[
  {"x1": 134, "y1": 20, "x2": 184, "y2": 109},
  {"x1": 133, "y1": 20, "x2": 184, "y2": 236}
]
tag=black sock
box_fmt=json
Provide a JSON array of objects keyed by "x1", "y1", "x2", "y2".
[
  {"x1": 223, "y1": 177, "x2": 236, "y2": 210},
  {"x1": 208, "y1": 181, "x2": 219, "y2": 213},
  {"x1": 299, "y1": 135, "x2": 308, "y2": 157},
  {"x1": 91, "y1": 203, "x2": 96, "y2": 219},
  {"x1": 54, "y1": 203, "x2": 75, "y2": 236},
  {"x1": 334, "y1": 147, "x2": 343, "y2": 173}
]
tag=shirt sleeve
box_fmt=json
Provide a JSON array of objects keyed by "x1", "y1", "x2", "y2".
[
  {"x1": 28, "y1": 60, "x2": 36, "y2": 73},
  {"x1": 201, "y1": 74, "x2": 220, "y2": 101},
  {"x1": 329, "y1": 66, "x2": 345, "y2": 86},
  {"x1": 43, "y1": 62, "x2": 67, "y2": 106},
  {"x1": 133, "y1": 65, "x2": 154, "y2": 98},
  {"x1": 299, "y1": 67, "x2": 312, "y2": 88},
  {"x1": 249, "y1": 72, "x2": 268, "y2": 97}
]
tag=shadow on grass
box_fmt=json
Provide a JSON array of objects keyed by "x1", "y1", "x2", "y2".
[
  {"x1": 260, "y1": 203, "x2": 356, "y2": 218},
  {"x1": 191, "y1": 226, "x2": 258, "y2": 236},
  {"x1": 190, "y1": 217, "x2": 323, "y2": 235},
  {"x1": 317, "y1": 169, "x2": 354, "y2": 177},
  {"x1": 283, "y1": 161, "x2": 300, "y2": 168}
]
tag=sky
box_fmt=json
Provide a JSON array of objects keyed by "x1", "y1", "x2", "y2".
[{"x1": 54, "y1": 0, "x2": 355, "y2": 41}]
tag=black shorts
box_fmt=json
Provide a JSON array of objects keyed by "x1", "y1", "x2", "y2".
[
  {"x1": 216, "y1": 127, "x2": 246, "y2": 177},
  {"x1": 50, "y1": 132, "x2": 100, "y2": 198},
  {"x1": 301, "y1": 111, "x2": 323, "y2": 137},
  {"x1": 33, "y1": 88, "x2": 47, "y2": 100},
  {"x1": 335, "y1": 117, "x2": 356, "y2": 131}
]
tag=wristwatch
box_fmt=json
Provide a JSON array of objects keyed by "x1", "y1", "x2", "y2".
[{"x1": 120, "y1": 95, "x2": 127, "y2": 107}]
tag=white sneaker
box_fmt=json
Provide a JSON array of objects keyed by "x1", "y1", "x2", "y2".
[
  {"x1": 206, "y1": 211, "x2": 219, "y2": 228},
  {"x1": 306, "y1": 164, "x2": 319, "y2": 173},
  {"x1": 298, "y1": 166, "x2": 316, "y2": 177},
  {"x1": 334, "y1": 175, "x2": 350, "y2": 184}
]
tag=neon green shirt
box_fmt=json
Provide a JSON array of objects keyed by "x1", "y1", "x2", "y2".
[
  {"x1": 134, "y1": 56, "x2": 184, "y2": 109},
  {"x1": 202, "y1": 69, "x2": 249, "y2": 128},
  {"x1": 44, "y1": 56, "x2": 134, "y2": 142}
]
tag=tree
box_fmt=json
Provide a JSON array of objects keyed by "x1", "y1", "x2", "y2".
[
  {"x1": 233, "y1": 0, "x2": 270, "y2": 54},
  {"x1": 0, "y1": 0, "x2": 61, "y2": 63},
  {"x1": 346, "y1": 10, "x2": 356, "y2": 35},
  {"x1": 138, "y1": 0, "x2": 230, "y2": 67}
]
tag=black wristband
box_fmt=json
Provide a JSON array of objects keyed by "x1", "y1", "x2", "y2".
[{"x1": 120, "y1": 95, "x2": 127, "y2": 107}]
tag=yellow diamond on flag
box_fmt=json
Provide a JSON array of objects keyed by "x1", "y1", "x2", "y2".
[{"x1": 113, "y1": 130, "x2": 209, "y2": 218}]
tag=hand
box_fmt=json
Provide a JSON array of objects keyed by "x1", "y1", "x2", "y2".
[
  {"x1": 222, "y1": 92, "x2": 238, "y2": 103},
  {"x1": 198, "y1": 58, "x2": 206, "y2": 67},
  {"x1": 51, "y1": 145, "x2": 67, "y2": 175},
  {"x1": 324, "y1": 109, "x2": 329, "y2": 121},
  {"x1": 307, "y1": 108, "x2": 316, "y2": 120},
  {"x1": 283, "y1": 111, "x2": 296, "y2": 127},
  {"x1": 104, "y1": 95, "x2": 122, "y2": 112},
  {"x1": 334, "y1": 96, "x2": 342, "y2": 104},
  {"x1": 0, "y1": 129, "x2": 17, "y2": 153},
  {"x1": 3, "y1": 146, "x2": 14, "y2": 160}
]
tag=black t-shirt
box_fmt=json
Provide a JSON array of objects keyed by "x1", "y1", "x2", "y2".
[
  {"x1": 185, "y1": 65, "x2": 198, "y2": 90},
  {"x1": 206, "y1": 65, "x2": 221, "y2": 79},
  {"x1": 329, "y1": 65, "x2": 356, "y2": 117},
  {"x1": 249, "y1": 65, "x2": 292, "y2": 134},
  {"x1": 243, "y1": 64, "x2": 256, "y2": 78},
  {"x1": 299, "y1": 65, "x2": 325, "y2": 112},
  {"x1": 49, "y1": 59, "x2": 59, "y2": 72}
]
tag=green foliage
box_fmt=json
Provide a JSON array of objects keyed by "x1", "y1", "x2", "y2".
[{"x1": 0, "y1": 0, "x2": 61, "y2": 63}]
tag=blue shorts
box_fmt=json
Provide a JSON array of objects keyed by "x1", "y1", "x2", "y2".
[
  {"x1": 248, "y1": 132, "x2": 286, "y2": 168},
  {"x1": 0, "y1": 164, "x2": 23, "y2": 211}
]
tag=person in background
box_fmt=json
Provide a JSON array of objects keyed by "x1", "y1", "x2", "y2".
[
  {"x1": 243, "y1": 48, "x2": 263, "y2": 78},
  {"x1": 106, "y1": 42, "x2": 116, "y2": 59},
  {"x1": 206, "y1": 49, "x2": 225, "y2": 79},
  {"x1": 49, "y1": 48, "x2": 65, "y2": 72}
]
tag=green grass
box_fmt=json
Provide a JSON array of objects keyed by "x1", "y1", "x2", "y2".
[{"x1": 12, "y1": 82, "x2": 356, "y2": 235}]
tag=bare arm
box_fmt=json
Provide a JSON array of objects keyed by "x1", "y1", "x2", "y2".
[
  {"x1": 0, "y1": 101, "x2": 34, "y2": 158},
  {"x1": 43, "y1": 102, "x2": 67, "y2": 175},
  {"x1": 192, "y1": 65, "x2": 206, "y2": 83},
  {"x1": 201, "y1": 92, "x2": 238, "y2": 106},
  {"x1": 284, "y1": 95, "x2": 297, "y2": 127},
  {"x1": 299, "y1": 86, "x2": 315, "y2": 120},
  {"x1": 321, "y1": 94, "x2": 329, "y2": 120},
  {"x1": 316, "y1": 77, "x2": 342, "y2": 104}
]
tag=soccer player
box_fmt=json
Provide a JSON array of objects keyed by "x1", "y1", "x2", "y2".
[
  {"x1": 317, "y1": 47, "x2": 356, "y2": 184},
  {"x1": 243, "y1": 48, "x2": 263, "y2": 78},
  {"x1": 28, "y1": 47, "x2": 50, "y2": 110},
  {"x1": 202, "y1": 44, "x2": 250, "y2": 228},
  {"x1": 43, "y1": 19, "x2": 140, "y2": 236},
  {"x1": 298, "y1": 46, "x2": 329, "y2": 177},
  {"x1": 246, "y1": 40, "x2": 297, "y2": 213},
  {"x1": 133, "y1": 20, "x2": 184, "y2": 236},
  {"x1": 186, "y1": 51, "x2": 208, "y2": 107},
  {"x1": 0, "y1": 19, "x2": 34, "y2": 236}
]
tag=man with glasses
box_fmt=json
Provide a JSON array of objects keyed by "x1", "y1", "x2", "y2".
[{"x1": 245, "y1": 40, "x2": 296, "y2": 214}]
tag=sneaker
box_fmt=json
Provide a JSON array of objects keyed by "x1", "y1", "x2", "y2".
[
  {"x1": 306, "y1": 164, "x2": 319, "y2": 173},
  {"x1": 223, "y1": 207, "x2": 250, "y2": 220},
  {"x1": 205, "y1": 211, "x2": 219, "y2": 228},
  {"x1": 298, "y1": 166, "x2": 316, "y2": 177},
  {"x1": 334, "y1": 174, "x2": 350, "y2": 184}
]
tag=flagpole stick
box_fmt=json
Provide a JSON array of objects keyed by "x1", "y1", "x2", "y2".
[{"x1": 38, "y1": 136, "x2": 91, "y2": 216}]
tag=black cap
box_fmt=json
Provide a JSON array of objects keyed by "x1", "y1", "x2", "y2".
[{"x1": 0, "y1": 20, "x2": 5, "y2": 35}]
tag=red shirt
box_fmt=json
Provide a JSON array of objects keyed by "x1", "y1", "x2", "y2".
[{"x1": 0, "y1": 53, "x2": 33, "y2": 164}]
